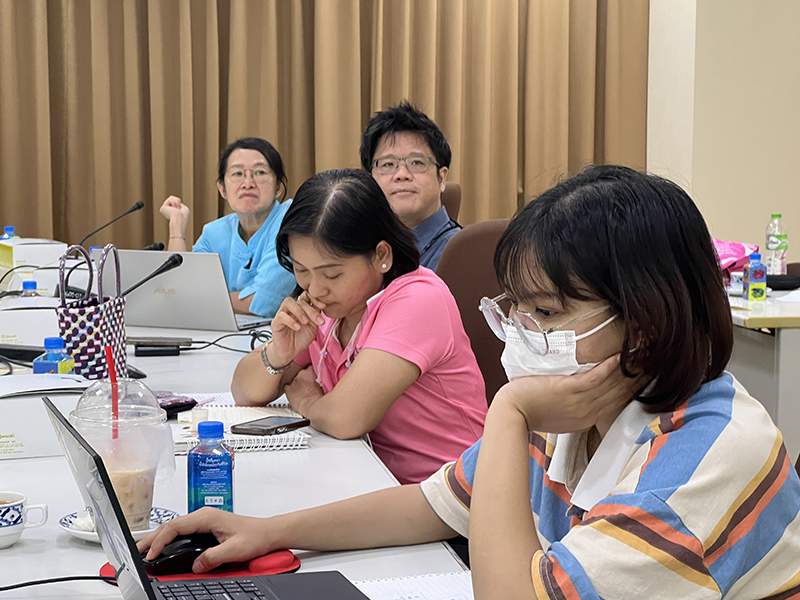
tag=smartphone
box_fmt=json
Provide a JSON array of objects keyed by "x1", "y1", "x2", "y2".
[{"x1": 230, "y1": 416, "x2": 310, "y2": 436}]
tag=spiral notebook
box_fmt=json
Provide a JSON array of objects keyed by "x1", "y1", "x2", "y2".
[
  {"x1": 172, "y1": 392, "x2": 309, "y2": 454},
  {"x1": 354, "y1": 571, "x2": 473, "y2": 600}
]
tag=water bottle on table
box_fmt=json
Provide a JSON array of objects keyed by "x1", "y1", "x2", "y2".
[
  {"x1": 765, "y1": 213, "x2": 788, "y2": 275},
  {"x1": 0, "y1": 226, "x2": 19, "y2": 239},
  {"x1": 32, "y1": 337, "x2": 75, "y2": 374},
  {"x1": 188, "y1": 421, "x2": 234, "y2": 513},
  {"x1": 20, "y1": 280, "x2": 40, "y2": 297}
]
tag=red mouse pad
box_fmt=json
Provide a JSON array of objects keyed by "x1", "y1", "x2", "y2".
[{"x1": 100, "y1": 549, "x2": 300, "y2": 582}]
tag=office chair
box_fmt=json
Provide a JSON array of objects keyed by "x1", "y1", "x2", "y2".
[
  {"x1": 436, "y1": 219, "x2": 510, "y2": 406},
  {"x1": 441, "y1": 183, "x2": 462, "y2": 221}
]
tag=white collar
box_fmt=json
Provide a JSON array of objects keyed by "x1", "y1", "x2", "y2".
[{"x1": 547, "y1": 401, "x2": 655, "y2": 511}]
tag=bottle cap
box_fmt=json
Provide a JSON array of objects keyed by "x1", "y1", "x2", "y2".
[
  {"x1": 3, "y1": 226, "x2": 14, "y2": 234},
  {"x1": 44, "y1": 337, "x2": 65, "y2": 350},
  {"x1": 22, "y1": 280, "x2": 37, "y2": 290},
  {"x1": 197, "y1": 420, "x2": 224, "y2": 440},
  {"x1": 89, "y1": 246, "x2": 101, "y2": 253},
  {"x1": 771, "y1": 213, "x2": 782, "y2": 219},
  {"x1": 751, "y1": 253, "x2": 761, "y2": 261}
]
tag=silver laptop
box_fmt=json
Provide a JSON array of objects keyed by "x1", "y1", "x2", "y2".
[
  {"x1": 43, "y1": 397, "x2": 369, "y2": 600},
  {"x1": 94, "y1": 250, "x2": 271, "y2": 331}
]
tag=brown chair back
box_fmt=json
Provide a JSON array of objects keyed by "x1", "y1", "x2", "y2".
[
  {"x1": 787, "y1": 262, "x2": 800, "y2": 277},
  {"x1": 437, "y1": 219, "x2": 510, "y2": 405},
  {"x1": 441, "y1": 182, "x2": 462, "y2": 221}
]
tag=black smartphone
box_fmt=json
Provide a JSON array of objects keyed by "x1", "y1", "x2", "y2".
[{"x1": 230, "y1": 416, "x2": 310, "y2": 436}]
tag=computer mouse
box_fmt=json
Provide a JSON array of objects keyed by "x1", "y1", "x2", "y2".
[{"x1": 140, "y1": 533, "x2": 219, "y2": 575}]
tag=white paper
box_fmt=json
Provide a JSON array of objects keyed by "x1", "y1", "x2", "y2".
[
  {"x1": 355, "y1": 571, "x2": 473, "y2": 600},
  {"x1": 775, "y1": 289, "x2": 800, "y2": 303},
  {"x1": 0, "y1": 373, "x2": 91, "y2": 399}
]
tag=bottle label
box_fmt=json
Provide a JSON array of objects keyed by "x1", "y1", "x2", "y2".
[
  {"x1": 766, "y1": 234, "x2": 788, "y2": 251},
  {"x1": 187, "y1": 452, "x2": 234, "y2": 513}
]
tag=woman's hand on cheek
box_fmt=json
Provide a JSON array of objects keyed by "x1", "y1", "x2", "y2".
[
  {"x1": 269, "y1": 293, "x2": 325, "y2": 366},
  {"x1": 492, "y1": 355, "x2": 648, "y2": 433},
  {"x1": 284, "y1": 366, "x2": 324, "y2": 415}
]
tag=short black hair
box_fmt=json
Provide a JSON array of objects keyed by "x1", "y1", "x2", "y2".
[
  {"x1": 276, "y1": 169, "x2": 420, "y2": 287},
  {"x1": 494, "y1": 165, "x2": 733, "y2": 413},
  {"x1": 217, "y1": 137, "x2": 288, "y2": 200},
  {"x1": 359, "y1": 101, "x2": 452, "y2": 172}
]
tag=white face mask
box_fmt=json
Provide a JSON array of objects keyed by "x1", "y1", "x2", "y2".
[{"x1": 500, "y1": 314, "x2": 617, "y2": 380}]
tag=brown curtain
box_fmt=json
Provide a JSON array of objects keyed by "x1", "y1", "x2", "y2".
[{"x1": 0, "y1": 0, "x2": 648, "y2": 249}]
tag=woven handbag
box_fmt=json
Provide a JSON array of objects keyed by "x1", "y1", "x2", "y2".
[{"x1": 57, "y1": 245, "x2": 126, "y2": 379}]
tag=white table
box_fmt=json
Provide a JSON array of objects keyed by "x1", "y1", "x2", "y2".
[
  {"x1": 0, "y1": 327, "x2": 465, "y2": 598},
  {"x1": 727, "y1": 293, "x2": 800, "y2": 460}
]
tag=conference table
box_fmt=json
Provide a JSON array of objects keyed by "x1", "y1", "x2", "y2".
[
  {"x1": 727, "y1": 292, "x2": 800, "y2": 461},
  {"x1": 0, "y1": 326, "x2": 465, "y2": 599}
]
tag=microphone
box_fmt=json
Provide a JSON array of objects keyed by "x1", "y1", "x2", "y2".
[
  {"x1": 141, "y1": 242, "x2": 165, "y2": 251},
  {"x1": 122, "y1": 253, "x2": 183, "y2": 296},
  {"x1": 79, "y1": 201, "x2": 145, "y2": 247}
]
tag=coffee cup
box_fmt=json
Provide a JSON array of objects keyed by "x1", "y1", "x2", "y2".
[{"x1": 0, "y1": 492, "x2": 48, "y2": 549}]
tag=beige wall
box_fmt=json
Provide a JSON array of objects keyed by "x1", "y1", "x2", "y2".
[{"x1": 649, "y1": 0, "x2": 800, "y2": 263}]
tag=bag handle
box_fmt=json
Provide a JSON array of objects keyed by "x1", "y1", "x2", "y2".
[
  {"x1": 97, "y1": 244, "x2": 122, "y2": 300},
  {"x1": 59, "y1": 245, "x2": 94, "y2": 306}
]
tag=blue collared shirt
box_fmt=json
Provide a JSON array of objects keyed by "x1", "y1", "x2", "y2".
[
  {"x1": 414, "y1": 206, "x2": 461, "y2": 271},
  {"x1": 193, "y1": 200, "x2": 296, "y2": 318}
]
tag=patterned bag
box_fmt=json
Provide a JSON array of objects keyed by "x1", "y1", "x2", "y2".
[{"x1": 57, "y1": 245, "x2": 126, "y2": 379}]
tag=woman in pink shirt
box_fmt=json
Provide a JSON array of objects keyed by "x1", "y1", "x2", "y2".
[{"x1": 231, "y1": 168, "x2": 487, "y2": 484}]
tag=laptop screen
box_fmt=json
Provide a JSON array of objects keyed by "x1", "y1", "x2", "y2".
[{"x1": 43, "y1": 397, "x2": 156, "y2": 600}]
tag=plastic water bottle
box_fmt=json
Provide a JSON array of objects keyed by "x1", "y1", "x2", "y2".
[
  {"x1": 0, "y1": 226, "x2": 19, "y2": 239},
  {"x1": 188, "y1": 421, "x2": 234, "y2": 513},
  {"x1": 32, "y1": 337, "x2": 75, "y2": 374},
  {"x1": 20, "y1": 280, "x2": 40, "y2": 297},
  {"x1": 765, "y1": 214, "x2": 788, "y2": 275}
]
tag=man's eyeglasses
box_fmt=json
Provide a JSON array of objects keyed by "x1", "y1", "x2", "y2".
[
  {"x1": 226, "y1": 167, "x2": 274, "y2": 184},
  {"x1": 479, "y1": 293, "x2": 613, "y2": 356},
  {"x1": 372, "y1": 155, "x2": 439, "y2": 176}
]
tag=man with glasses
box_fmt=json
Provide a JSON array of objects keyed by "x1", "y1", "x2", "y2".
[{"x1": 360, "y1": 102, "x2": 461, "y2": 270}]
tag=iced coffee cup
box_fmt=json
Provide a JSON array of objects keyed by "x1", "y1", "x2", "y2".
[{"x1": 70, "y1": 379, "x2": 174, "y2": 531}]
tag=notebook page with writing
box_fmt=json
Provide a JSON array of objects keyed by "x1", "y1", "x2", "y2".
[
  {"x1": 190, "y1": 392, "x2": 294, "y2": 411},
  {"x1": 354, "y1": 571, "x2": 473, "y2": 600}
]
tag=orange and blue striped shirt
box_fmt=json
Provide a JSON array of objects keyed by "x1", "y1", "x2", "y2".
[{"x1": 420, "y1": 373, "x2": 800, "y2": 599}]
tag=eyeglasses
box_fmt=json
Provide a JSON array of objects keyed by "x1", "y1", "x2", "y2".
[
  {"x1": 226, "y1": 167, "x2": 274, "y2": 184},
  {"x1": 372, "y1": 155, "x2": 439, "y2": 176},
  {"x1": 479, "y1": 293, "x2": 613, "y2": 356}
]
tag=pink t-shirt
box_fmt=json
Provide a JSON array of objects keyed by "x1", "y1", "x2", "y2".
[{"x1": 295, "y1": 267, "x2": 487, "y2": 484}]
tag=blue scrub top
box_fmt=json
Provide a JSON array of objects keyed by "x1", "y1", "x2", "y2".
[{"x1": 193, "y1": 200, "x2": 296, "y2": 318}]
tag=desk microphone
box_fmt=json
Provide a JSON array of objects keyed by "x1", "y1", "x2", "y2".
[
  {"x1": 141, "y1": 242, "x2": 165, "y2": 251},
  {"x1": 122, "y1": 253, "x2": 183, "y2": 296},
  {"x1": 78, "y1": 201, "x2": 145, "y2": 247}
]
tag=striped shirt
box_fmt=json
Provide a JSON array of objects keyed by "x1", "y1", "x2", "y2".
[{"x1": 420, "y1": 372, "x2": 800, "y2": 599}]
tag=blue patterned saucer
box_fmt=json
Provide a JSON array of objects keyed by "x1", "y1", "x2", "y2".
[{"x1": 58, "y1": 507, "x2": 179, "y2": 543}]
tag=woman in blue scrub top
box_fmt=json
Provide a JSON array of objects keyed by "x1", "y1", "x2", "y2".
[{"x1": 159, "y1": 138, "x2": 297, "y2": 318}]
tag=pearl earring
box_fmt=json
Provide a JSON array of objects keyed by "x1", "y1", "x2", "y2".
[{"x1": 381, "y1": 264, "x2": 387, "y2": 269}]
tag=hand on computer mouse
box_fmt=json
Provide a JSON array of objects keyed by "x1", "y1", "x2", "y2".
[
  {"x1": 137, "y1": 508, "x2": 276, "y2": 574},
  {"x1": 140, "y1": 533, "x2": 219, "y2": 575}
]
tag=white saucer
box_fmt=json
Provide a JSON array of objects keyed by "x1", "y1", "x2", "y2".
[{"x1": 58, "y1": 507, "x2": 179, "y2": 543}]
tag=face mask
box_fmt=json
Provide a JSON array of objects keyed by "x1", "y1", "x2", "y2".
[{"x1": 500, "y1": 314, "x2": 617, "y2": 380}]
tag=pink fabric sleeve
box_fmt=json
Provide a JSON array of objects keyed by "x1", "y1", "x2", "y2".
[
  {"x1": 294, "y1": 346, "x2": 312, "y2": 368},
  {"x1": 361, "y1": 280, "x2": 454, "y2": 373}
]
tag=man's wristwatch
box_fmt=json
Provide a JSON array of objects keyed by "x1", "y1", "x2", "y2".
[{"x1": 261, "y1": 342, "x2": 291, "y2": 375}]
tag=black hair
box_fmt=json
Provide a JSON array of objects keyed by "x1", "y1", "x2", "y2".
[
  {"x1": 276, "y1": 169, "x2": 420, "y2": 286},
  {"x1": 359, "y1": 101, "x2": 452, "y2": 172},
  {"x1": 217, "y1": 137, "x2": 287, "y2": 200},
  {"x1": 494, "y1": 165, "x2": 733, "y2": 413}
]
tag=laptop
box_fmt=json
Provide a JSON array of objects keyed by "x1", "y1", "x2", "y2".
[
  {"x1": 43, "y1": 397, "x2": 369, "y2": 600},
  {"x1": 93, "y1": 249, "x2": 271, "y2": 331}
]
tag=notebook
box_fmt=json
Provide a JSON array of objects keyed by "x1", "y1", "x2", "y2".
[
  {"x1": 92, "y1": 249, "x2": 271, "y2": 331},
  {"x1": 42, "y1": 397, "x2": 369, "y2": 600},
  {"x1": 171, "y1": 393, "x2": 309, "y2": 454},
  {"x1": 355, "y1": 571, "x2": 473, "y2": 600}
]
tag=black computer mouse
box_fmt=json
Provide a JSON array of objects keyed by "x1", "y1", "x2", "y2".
[{"x1": 140, "y1": 533, "x2": 219, "y2": 575}]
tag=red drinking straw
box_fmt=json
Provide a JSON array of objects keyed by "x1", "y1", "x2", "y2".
[{"x1": 105, "y1": 346, "x2": 119, "y2": 440}]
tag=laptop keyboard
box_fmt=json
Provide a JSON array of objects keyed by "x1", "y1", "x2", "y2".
[{"x1": 156, "y1": 578, "x2": 266, "y2": 599}]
